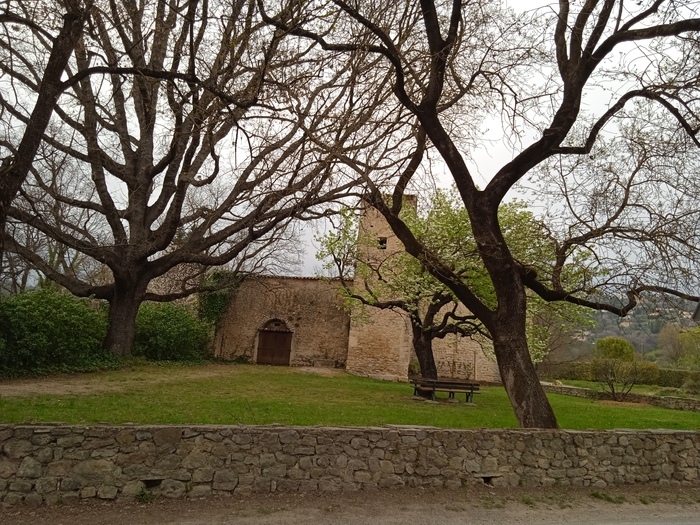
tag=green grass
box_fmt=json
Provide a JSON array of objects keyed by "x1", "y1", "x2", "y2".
[{"x1": 0, "y1": 363, "x2": 699, "y2": 430}]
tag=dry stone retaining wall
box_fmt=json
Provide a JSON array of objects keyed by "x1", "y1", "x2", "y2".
[
  {"x1": 1, "y1": 424, "x2": 698, "y2": 506},
  {"x1": 542, "y1": 384, "x2": 700, "y2": 412}
]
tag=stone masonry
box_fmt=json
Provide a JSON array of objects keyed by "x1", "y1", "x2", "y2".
[
  {"x1": 1, "y1": 424, "x2": 698, "y2": 506},
  {"x1": 214, "y1": 197, "x2": 502, "y2": 384},
  {"x1": 542, "y1": 384, "x2": 700, "y2": 412}
]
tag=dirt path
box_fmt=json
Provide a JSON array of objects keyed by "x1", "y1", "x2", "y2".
[{"x1": 1, "y1": 485, "x2": 699, "y2": 525}]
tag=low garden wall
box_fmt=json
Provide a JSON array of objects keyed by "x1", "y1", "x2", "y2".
[
  {"x1": 542, "y1": 384, "x2": 700, "y2": 412},
  {"x1": 1, "y1": 424, "x2": 699, "y2": 506}
]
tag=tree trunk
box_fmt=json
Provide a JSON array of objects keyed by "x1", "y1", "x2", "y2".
[
  {"x1": 103, "y1": 278, "x2": 146, "y2": 356},
  {"x1": 492, "y1": 320, "x2": 558, "y2": 428},
  {"x1": 412, "y1": 326, "x2": 438, "y2": 380}
]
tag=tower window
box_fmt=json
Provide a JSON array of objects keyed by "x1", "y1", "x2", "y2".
[{"x1": 378, "y1": 237, "x2": 387, "y2": 249}]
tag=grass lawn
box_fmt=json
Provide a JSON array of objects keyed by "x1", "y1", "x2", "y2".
[{"x1": 0, "y1": 363, "x2": 698, "y2": 430}]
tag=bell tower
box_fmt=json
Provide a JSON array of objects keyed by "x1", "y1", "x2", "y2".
[{"x1": 345, "y1": 198, "x2": 416, "y2": 381}]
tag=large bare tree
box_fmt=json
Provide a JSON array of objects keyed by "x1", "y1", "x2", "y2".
[
  {"x1": 261, "y1": 0, "x2": 700, "y2": 427},
  {"x1": 3, "y1": 0, "x2": 410, "y2": 354}
]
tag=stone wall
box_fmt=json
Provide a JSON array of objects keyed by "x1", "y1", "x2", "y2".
[
  {"x1": 214, "y1": 276, "x2": 350, "y2": 367},
  {"x1": 1, "y1": 424, "x2": 698, "y2": 506},
  {"x1": 542, "y1": 384, "x2": 700, "y2": 412},
  {"x1": 432, "y1": 332, "x2": 501, "y2": 383},
  {"x1": 346, "y1": 308, "x2": 413, "y2": 381}
]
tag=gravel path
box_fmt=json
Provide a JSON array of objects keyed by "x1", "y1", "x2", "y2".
[{"x1": 2, "y1": 485, "x2": 699, "y2": 525}]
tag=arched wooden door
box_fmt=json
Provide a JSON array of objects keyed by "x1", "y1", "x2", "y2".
[{"x1": 256, "y1": 319, "x2": 292, "y2": 366}]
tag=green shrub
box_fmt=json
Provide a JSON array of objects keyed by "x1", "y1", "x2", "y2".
[
  {"x1": 633, "y1": 362, "x2": 660, "y2": 386},
  {"x1": 558, "y1": 361, "x2": 592, "y2": 381},
  {"x1": 682, "y1": 376, "x2": 700, "y2": 395},
  {"x1": 197, "y1": 270, "x2": 240, "y2": 325},
  {"x1": 594, "y1": 337, "x2": 635, "y2": 361},
  {"x1": 135, "y1": 302, "x2": 210, "y2": 361},
  {"x1": 590, "y1": 358, "x2": 640, "y2": 400},
  {"x1": 0, "y1": 289, "x2": 117, "y2": 376},
  {"x1": 407, "y1": 359, "x2": 421, "y2": 377},
  {"x1": 657, "y1": 368, "x2": 692, "y2": 388}
]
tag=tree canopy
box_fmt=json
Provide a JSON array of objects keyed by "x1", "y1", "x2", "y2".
[
  {"x1": 1, "y1": 0, "x2": 398, "y2": 354},
  {"x1": 594, "y1": 336, "x2": 635, "y2": 362}
]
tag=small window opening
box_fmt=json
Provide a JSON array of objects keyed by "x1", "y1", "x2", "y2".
[{"x1": 378, "y1": 237, "x2": 387, "y2": 249}]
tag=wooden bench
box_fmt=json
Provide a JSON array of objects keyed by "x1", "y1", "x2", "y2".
[{"x1": 409, "y1": 378, "x2": 480, "y2": 403}]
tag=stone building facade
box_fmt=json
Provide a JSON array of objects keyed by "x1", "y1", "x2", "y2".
[
  {"x1": 213, "y1": 275, "x2": 500, "y2": 382},
  {"x1": 214, "y1": 201, "x2": 501, "y2": 383},
  {"x1": 214, "y1": 276, "x2": 351, "y2": 368}
]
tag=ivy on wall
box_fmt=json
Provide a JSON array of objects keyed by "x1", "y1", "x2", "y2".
[{"x1": 198, "y1": 270, "x2": 241, "y2": 325}]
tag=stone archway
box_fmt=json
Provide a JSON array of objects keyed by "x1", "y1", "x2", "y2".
[{"x1": 256, "y1": 319, "x2": 292, "y2": 366}]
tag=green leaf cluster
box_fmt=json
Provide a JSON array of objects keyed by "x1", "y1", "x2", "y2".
[
  {"x1": 135, "y1": 302, "x2": 210, "y2": 362},
  {"x1": 198, "y1": 270, "x2": 240, "y2": 325},
  {"x1": 318, "y1": 189, "x2": 592, "y2": 361},
  {"x1": 594, "y1": 336, "x2": 635, "y2": 361},
  {"x1": 0, "y1": 289, "x2": 118, "y2": 377}
]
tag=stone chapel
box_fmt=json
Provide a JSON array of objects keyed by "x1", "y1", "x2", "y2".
[{"x1": 213, "y1": 201, "x2": 501, "y2": 383}]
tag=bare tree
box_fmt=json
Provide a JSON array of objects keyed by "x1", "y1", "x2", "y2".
[
  {"x1": 261, "y1": 0, "x2": 700, "y2": 427},
  {"x1": 4, "y1": 0, "x2": 406, "y2": 354},
  {"x1": 658, "y1": 323, "x2": 687, "y2": 364},
  {"x1": 0, "y1": 0, "x2": 91, "y2": 266}
]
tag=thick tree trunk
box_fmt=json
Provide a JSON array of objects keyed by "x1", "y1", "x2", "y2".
[
  {"x1": 103, "y1": 278, "x2": 146, "y2": 356},
  {"x1": 492, "y1": 318, "x2": 558, "y2": 428},
  {"x1": 412, "y1": 326, "x2": 438, "y2": 380},
  {"x1": 471, "y1": 204, "x2": 559, "y2": 428}
]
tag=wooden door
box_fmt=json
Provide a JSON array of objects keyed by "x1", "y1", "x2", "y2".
[{"x1": 256, "y1": 330, "x2": 292, "y2": 366}]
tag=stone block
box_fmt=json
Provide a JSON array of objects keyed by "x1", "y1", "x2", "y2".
[
  {"x1": 189, "y1": 485, "x2": 212, "y2": 498},
  {"x1": 23, "y1": 493, "x2": 43, "y2": 507},
  {"x1": 115, "y1": 430, "x2": 136, "y2": 445},
  {"x1": 121, "y1": 480, "x2": 145, "y2": 496},
  {"x1": 3, "y1": 492, "x2": 23, "y2": 506},
  {"x1": 192, "y1": 468, "x2": 215, "y2": 483},
  {"x1": 155, "y1": 455, "x2": 181, "y2": 470},
  {"x1": 72, "y1": 459, "x2": 116, "y2": 485},
  {"x1": 3, "y1": 440, "x2": 32, "y2": 459},
  {"x1": 204, "y1": 432, "x2": 224, "y2": 443},
  {"x1": 212, "y1": 470, "x2": 238, "y2": 491},
  {"x1": 80, "y1": 486, "x2": 97, "y2": 498},
  {"x1": 0, "y1": 459, "x2": 18, "y2": 479},
  {"x1": 181, "y1": 451, "x2": 210, "y2": 469},
  {"x1": 61, "y1": 492, "x2": 80, "y2": 504},
  {"x1": 97, "y1": 485, "x2": 118, "y2": 499},
  {"x1": 31, "y1": 434, "x2": 53, "y2": 447},
  {"x1": 9, "y1": 480, "x2": 32, "y2": 493},
  {"x1": 160, "y1": 479, "x2": 186, "y2": 498},
  {"x1": 60, "y1": 478, "x2": 82, "y2": 491},
  {"x1": 56, "y1": 435, "x2": 85, "y2": 448},
  {"x1": 35, "y1": 477, "x2": 57, "y2": 494}
]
